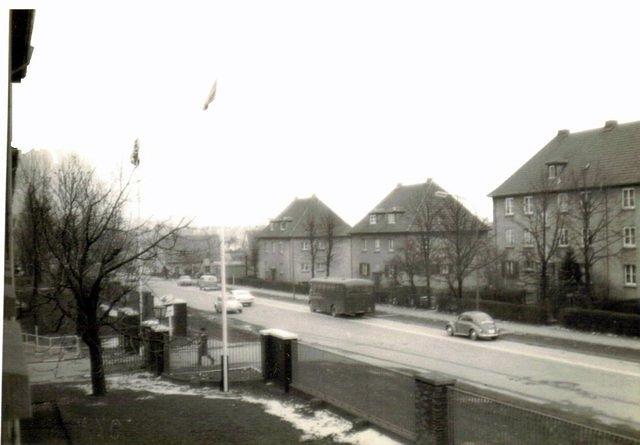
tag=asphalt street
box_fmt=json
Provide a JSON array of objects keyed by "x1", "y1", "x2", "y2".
[{"x1": 147, "y1": 278, "x2": 640, "y2": 433}]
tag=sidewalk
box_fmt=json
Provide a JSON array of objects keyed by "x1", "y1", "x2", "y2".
[{"x1": 233, "y1": 285, "x2": 640, "y2": 353}]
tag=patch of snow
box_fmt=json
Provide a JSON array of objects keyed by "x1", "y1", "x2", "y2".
[{"x1": 74, "y1": 374, "x2": 403, "y2": 444}]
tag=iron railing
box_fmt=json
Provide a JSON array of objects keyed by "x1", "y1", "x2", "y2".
[{"x1": 448, "y1": 387, "x2": 640, "y2": 445}]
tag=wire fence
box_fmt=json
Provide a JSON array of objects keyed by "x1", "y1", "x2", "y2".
[
  {"x1": 22, "y1": 333, "x2": 81, "y2": 360},
  {"x1": 292, "y1": 342, "x2": 416, "y2": 441},
  {"x1": 448, "y1": 387, "x2": 640, "y2": 445}
]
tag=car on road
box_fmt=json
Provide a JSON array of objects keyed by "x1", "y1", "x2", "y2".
[
  {"x1": 177, "y1": 275, "x2": 195, "y2": 286},
  {"x1": 214, "y1": 295, "x2": 243, "y2": 314},
  {"x1": 231, "y1": 289, "x2": 255, "y2": 306},
  {"x1": 198, "y1": 275, "x2": 219, "y2": 291},
  {"x1": 446, "y1": 311, "x2": 499, "y2": 340}
]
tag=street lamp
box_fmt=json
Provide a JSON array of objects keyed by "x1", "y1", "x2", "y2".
[{"x1": 434, "y1": 190, "x2": 482, "y2": 310}]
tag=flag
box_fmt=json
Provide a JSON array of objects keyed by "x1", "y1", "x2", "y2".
[
  {"x1": 131, "y1": 138, "x2": 140, "y2": 167},
  {"x1": 203, "y1": 80, "x2": 217, "y2": 111}
]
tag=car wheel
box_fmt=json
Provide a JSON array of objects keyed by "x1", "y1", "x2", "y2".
[
  {"x1": 469, "y1": 329, "x2": 478, "y2": 341},
  {"x1": 238, "y1": 309, "x2": 243, "y2": 314},
  {"x1": 330, "y1": 305, "x2": 338, "y2": 317},
  {"x1": 446, "y1": 325, "x2": 454, "y2": 336}
]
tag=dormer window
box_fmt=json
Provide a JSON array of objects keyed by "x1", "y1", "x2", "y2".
[
  {"x1": 387, "y1": 213, "x2": 396, "y2": 224},
  {"x1": 546, "y1": 161, "x2": 566, "y2": 180},
  {"x1": 369, "y1": 214, "x2": 377, "y2": 225},
  {"x1": 270, "y1": 222, "x2": 275, "y2": 231},
  {"x1": 280, "y1": 221, "x2": 286, "y2": 231},
  {"x1": 548, "y1": 165, "x2": 557, "y2": 179}
]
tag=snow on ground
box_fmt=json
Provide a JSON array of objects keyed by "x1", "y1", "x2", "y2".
[{"x1": 74, "y1": 374, "x2": 403, "y2": 445}]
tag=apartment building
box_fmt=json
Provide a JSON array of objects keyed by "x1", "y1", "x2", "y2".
[
  {"x1": 350, "y1": 179, "x2": 486, "y2": 289},
  {"x1": 256, "y1": 195, "x2": 351, "y2": 282},
  {"x1": 489, "y1": 120, "x2": 640, "y2": 300}
]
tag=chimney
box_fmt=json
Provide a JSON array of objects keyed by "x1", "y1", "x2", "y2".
[
  {"x1": 557, "y1": 129, "x2": 570, "y2": 137},
  {"x1": 604, "y1": 120, "x2": 618, "y2": 131}
]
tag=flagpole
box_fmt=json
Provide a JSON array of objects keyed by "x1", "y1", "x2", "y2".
[{"x1": 220, "y1": 226, "x2": 229, "y2": 392}]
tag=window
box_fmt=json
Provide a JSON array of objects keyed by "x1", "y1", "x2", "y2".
[
  {"x1": 388, "y1": 239, "x2": 394, "y2": 252},
  {"x1": 271, "y1": 242, "x2": 276, "y2": 253},
  {"x1": 505, "y1": 198, "x2": 514, "y2": 216},
  {"x1": 362, "y1": 239, "x2": 368, "y2": 252},
  {"x1": 558, "y1": 193, "x2": 569, "y2": 213},
  {"x1": 559, "y1": 228, "x2": 569, "y2": 247},
  {"x1": 317, "y1": 263, "x2": 326, "y2": 273},
  {"x1": 302, "y1": 240, "x2": 310, "y2": 251},
  {"x1": 301, "y1": 263, "x2": 310, "y2": 273},
  {"x1": 385, "y1": 264, "x2": 397, "y2": 278},
  {"x1": 503, "y1": 260, "x2": 519, "y2": 278},
  {"x1": 280, "y1": 221, "x2": 286, "y2": 231},
  {"x1": 524, "y1": 259, "x2": 536, "y2": 272},
  {"x1": 523, "y1": 196, "x2": 533, "y2": 215},
  {"x1": 523, "y1": 230, "x2": 533, "y2": 247},
  {"x1": 505, "y1": 229, "x2": 515, "y2": 247},
  {"x1": 623, "y1": 227, "x2": 636, "y2": 248},
  {"x1": 369, "y1": 214, "x2": 377, "y2": 225},
  {"x1": 317, "y1": 240, "x2": 326, "y2": 251},
  {"x1": 548, "y1": 165, "x2": 557, "y2": 179},
  {"x1": 374, "y1": 239, "x2": 381, "y2": 252},
  {"x1": 580, "y1": 228, "x2": 593, "y2": 247},
  {"x1": 441, "y1": 264, "x2": 449, "y2": 275},
  {"x1": 359, "y1": 263, "x2": 370, "y2": 277},
  {"x1": 278, "y1": 241, "x2": 284, "y2": 254},
  {"x1": 623, "y1": 188, "x2": 636, "y2": 209},
  {"x1": 387, "y1": 213, "x2": 396, "y2": 224},
  {"x1": 270, "y1": 222, "x2": 275, "y2": 231},
  {"x1": 624, "y1": 265, "x2": 637, "y2": 286}
]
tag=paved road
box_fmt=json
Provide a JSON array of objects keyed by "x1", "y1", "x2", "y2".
[{"x1": 148, "y1": 278, "x2": 640, "y2": 432}]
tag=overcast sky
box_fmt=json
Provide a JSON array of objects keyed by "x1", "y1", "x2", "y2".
[{"x1": 8, "y1": 1, "x2": 640, "y2": 227}]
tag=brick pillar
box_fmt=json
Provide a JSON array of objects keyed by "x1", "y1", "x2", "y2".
[
  {"x1": 259, "y1": 329, "x2": 298, "y2": 392},
  {"x1": 415, "y1": 373, "x2": 456, "y2": 445}
]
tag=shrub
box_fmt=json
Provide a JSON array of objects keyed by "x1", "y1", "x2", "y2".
[
  {"x1": 559, "y1": 307, "x2": 640, "y2": 337},
  {"x1": 435, "y1": 295, "x2": 549, "y2": 324},
  {"x1": 593, "y1": 299, "x2": 640, "y2": 315},
  {"x1": 233, "y1": 276, "x2": 309, "y2": 295}
]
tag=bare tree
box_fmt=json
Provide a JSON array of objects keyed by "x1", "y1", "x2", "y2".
[
  {"x1": 41, "y1": 155, "x2": 188, "y2": 396},
  {"x1": 304, "y1": 215, "x2": 319, "y2": 278},
  {"x1": 515, "y1": 173, "x2": 566, "y2": 319},
  {"x1": 14, "y1": 155, "x2": 52, "y2": 327},
  {"x1": 388, "y1": 237, "x2": 422, "y2": 302},
  {"x1": 243, "y1": 229, "x2": 261, "y2": 277},
  {"x1": 320, "y1": 212, "x2": 338, "y2": 277},
  {"x1": 438, "y1": 196, "x2": 489, "y2": 300},
  {"x1": 409, "y1": 183, "x2": 442, "y2": 306},
  {"x1": 566, "y1": 165, "x2": 622, "y2": 303}
]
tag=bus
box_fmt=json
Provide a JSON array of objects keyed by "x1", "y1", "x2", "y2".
[{"x1": 309, "y1": 278, "x2": 375, "y2": 317}]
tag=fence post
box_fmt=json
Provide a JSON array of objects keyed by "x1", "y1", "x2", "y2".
[
  {"x1": 415, "y1": 373, "x2": 456, "y2": 445},
  {"x1": 75, "y1": 336, "x2": 81, "y2": 357},
  {"x1": 259, "y1": 329, "x2": 298, "y2": 393}
]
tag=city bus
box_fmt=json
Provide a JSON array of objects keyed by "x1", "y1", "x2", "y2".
[{"x1": 309, "y1": 278, "x2": 375, "y2": 317}]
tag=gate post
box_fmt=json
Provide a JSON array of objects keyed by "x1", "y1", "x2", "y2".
[
  {"x1": 415, "y1": 372, "x2": 456, "y2": 445},
  {"x1": 259, "y1": 329, "x2": 298, "y2": 392}
]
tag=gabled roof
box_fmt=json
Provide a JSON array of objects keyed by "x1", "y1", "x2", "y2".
[
  {"x1": 351, "y1": 179, "x2": 484, "y2": 234},
  {"x1": 257, "y1": 195, "x2": 351, "y2": 239},
  {"x1": 489, "y1": 120, "x2": 640, "y2": 198}
]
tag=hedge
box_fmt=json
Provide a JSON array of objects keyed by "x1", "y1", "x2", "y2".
[
  {"x1": 559, "y1": 307, "x2": 640, "y2": 337},
  {"x1": 233, "y1": 276, "x2": 310, "y2": 295},
  {"x1": 436, "y1": 295, "x2": 549, "y2": 324}
]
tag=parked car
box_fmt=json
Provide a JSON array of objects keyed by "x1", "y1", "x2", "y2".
[
  {"x1": 231, "y1": 289, "x2": 255, "y2": 306},
  {"x1": 214, "y1": 296, "x2": 243, "y2": 314},
  {"x1": 177, "y1": 275, "x2": 195, "y2": 286},
  {"x1": 445, "y1": 311, "x2": 499, "y2": 340},
  {"x1": 198, "y1": 275, "x2": 219, "y2": 290}
]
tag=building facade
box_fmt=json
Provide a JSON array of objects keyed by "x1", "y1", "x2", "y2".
[
  {"x1": 257, "y1": 195, "x2": 351, "y2": 282},
  {"x1": 490, "y1": 120, "x2": 640, "y2": 300},
  {"x1": 350, "y1": 180, "x2": 485, "y2": 290}
]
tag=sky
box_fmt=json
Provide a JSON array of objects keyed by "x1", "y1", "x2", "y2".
[{"x1": 7, "y1": 1, "x2": 640, "y2": 227}]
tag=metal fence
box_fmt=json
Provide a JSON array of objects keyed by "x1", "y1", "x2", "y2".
[
  {"x1": 168, "y1": 338, "x2": 262, "y2": 375},
  {"x1": 101, "y1": 335, "x2": 145, "y2": 373},
  {"x1": 449, "y1": 387, "x2": 640, "y2": 445},
  {"x1": 22, "y1": 333, "x2": 81, "y2": 359},
  {"x1": 292, "y1": 342, "x2": 416, "y2": 441}
]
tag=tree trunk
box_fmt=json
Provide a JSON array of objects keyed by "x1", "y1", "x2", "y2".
[
  {"x1": 583, "y1": 262, "x2": 593, "y2": 305},
  {"x1": 425, "y1": 262, "x2": 432, "y2": 308},
  {"x1": 84, "y1": 327, "x2": 107, "y2": 396}
]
